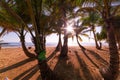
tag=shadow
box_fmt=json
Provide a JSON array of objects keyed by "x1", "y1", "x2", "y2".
[
  {"x1": 99, "y1": 49, "x2": 108, "y2": 51},
  {"x1": 86, "y1": 49, "x2": 109, "y2": 66},
  {"x1": 0, "y1": 58, "x2": 36, "y2": 73},
  {"x1": 77, "y1": 49, "x2": 99, "y2": 69},
  {"x1": 21, "y1": 65, "x2": 39, "y2": 80},
  {"x1": 0, "y1": 49, "x2": 59, "y2": 80},
  {"x1": 75, "y1": 52, "x2": 94, "y2": 80},
  {"x1": 39, "y1": 49, "x2": 59, "y2": 66},
  {"x1": 13, "y1": 65, "x2": 38, "y2": 80},
  {"x1": 46, "y1": 50, "x2": 58, "y2": 62},
  {"x1": 53, "y1": 56, "x2": 82, "y2": 80},
  {"x1": 36, "y1": 75, "x2": 42, "y2": 80}
]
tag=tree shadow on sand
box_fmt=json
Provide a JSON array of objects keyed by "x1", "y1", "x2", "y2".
[
  {"x1": 36, "y1": 75, "x2": 42, "y2": 80},
  {"x1": 0, "y1": 49, "x2": 59, "y2": 80},
  {"x1": 75, "y1": 47, "x2": 110, "y2": 80},
  {"x1": 74, "y1": 51, "x2": 94, "y2": 80},
  {"x1": 14, "y1": 65, "x2": 39, "y2": 80},
  {"x1": 86, "y1": 49, "x2": 109, "y2": 66},
  {"x1": 78, "y1": 49, "x2": 100, "y2": 69},
  {"x1": 0, "y1": 58, "x2": 39, "y2": 80},
  {"x1": 53, "y1": 57, "x2": 82, "y2": 80},
  {"x1": 53, "y1": 48, "x2": 104, "y2": 80},
  {"x1": 0, "y1": 58, "x2": 36, "y2": 73}
]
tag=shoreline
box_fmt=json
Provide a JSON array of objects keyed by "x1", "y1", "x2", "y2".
[
  {"x1": 0, "y1": 42, "x2": 109, "y2": 48},
  {"x1": 0, "y1": 45, "x2": 109, "y2": 51}
]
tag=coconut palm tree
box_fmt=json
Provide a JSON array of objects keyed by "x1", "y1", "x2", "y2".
[
  {"x1": 75, "y1": 27, "x2": 88, "y2": 50},
  {"x1": 0, "y1": 1, "x2": 36, "y2": 58},
  {"x1": 113, "y1": 15, "x2": 120, "y2": 49},
  {"x1": 70, "y1": 0, "x2": 120, "y2": 79},
  {"x1": 0, "y1": 0, "x2": 61, "y2": 79},
  {"x1": 51, "y1": 19, "x2": 63, "y2": 51},
  {"x1": 56, "y1": 0, "x2": 76, "y2": 58},
  {"x1": 81, "y1": 11, "x2": 102, "y2": 49},
  {"x1": 75, "y1": 0, "x2": 120, "y2": 80}
]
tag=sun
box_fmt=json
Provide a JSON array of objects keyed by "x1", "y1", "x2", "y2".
[{"x1": 66, "y1": 26, "x2": 74, "y2": 33}]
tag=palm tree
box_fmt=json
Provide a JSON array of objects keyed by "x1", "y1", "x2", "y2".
[
  {"x1": 113, "y1": 15, "x2": 120, "y2": 49},
  {"x1": 75, "y1": 0, "x2": 120, "y2": 80},
  {"x1": 0, "y1": 0, "x2": 60, "y2": 79},
  {"x1": 97, "y1": 15, "x2": 120, "y2": 50},
  {"x1": 24, "y1": 0, "x2": 59, "y2": 79},
  {"x1": 74, "y1": 20, "x2": 88, "y2": 50},
  {"x1": 0, "y1": 1, "x2": 36, "y2": 58},
  {"x1": 52, "y1": 19, "x2": 63, "y2": 51},
  {"x1": 57, "y1": 0, "x2": 76, "y2": 58},
  {"x1": 71, "y1": 0, "x2": 119, "y2": 79},
  {"x1": 81, "y1": 11, "x2": 102, "y2": 49}
]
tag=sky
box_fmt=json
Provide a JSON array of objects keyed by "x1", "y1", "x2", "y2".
[{"x1": 0, "y1": 27, "x2": 102, "y2": 46}]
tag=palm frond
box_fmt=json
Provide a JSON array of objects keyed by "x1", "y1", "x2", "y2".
[{"x1": 78, "y1": 35, "x2": 83, "y2": 41}]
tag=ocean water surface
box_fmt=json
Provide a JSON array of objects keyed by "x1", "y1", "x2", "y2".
[{"x1": 0, "y1": 42, "x2": 108, "y2": 48}]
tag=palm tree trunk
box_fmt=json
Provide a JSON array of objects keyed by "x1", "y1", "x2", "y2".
[
  {"x1": 101, "y1": 21, "x2": 119, "y2": 80},
  {"x1": 20, "y1": 35, "x2": 36, "y2": 58},
  {"x1": 35, "y1": 35, "x2": 59, "y2": 80},
  {"x1": 0, "y1": 28, "x2": 6, "y2": 37},
  {"x1": 60, "y1": 32, "x2": 68, "y2": 58},
  {"x1": 55, "y1": 33, "x2": 62, "y2": 51},
  {"x1": 92, "y1": 25, "x2": 101, "y2": 49},
  {"x1": 116, "y1": 34, "x2": 120, "y2": 49},
  {"x1": 38, "y1": 60, "x2": 59, "y2": 80},
  {"x1": 76, "y1": 34, "x2": 86, "y2": 50},
  {"x1": 26, "y1": 0, "x2": 60, "y2": 79}
]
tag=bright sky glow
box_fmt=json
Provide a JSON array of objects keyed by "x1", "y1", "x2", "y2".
[
  {"x1": 66, "y1": 26, "x2": 74, "y2": 33},
  {"x1": 0, "y1": 27, "x2": 102, "y2": 46}
]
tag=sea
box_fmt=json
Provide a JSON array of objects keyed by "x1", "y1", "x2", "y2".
[
  {"x1": 0, "y1": 42, "x2": 57, "y2": 48},
  {"x1": 0, "y1": 42, "x2": 108, "y2": 48}
]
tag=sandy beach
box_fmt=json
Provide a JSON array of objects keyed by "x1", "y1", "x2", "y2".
[{"x1": 0, "y1": 46, "x2": 119, "y2": 80}]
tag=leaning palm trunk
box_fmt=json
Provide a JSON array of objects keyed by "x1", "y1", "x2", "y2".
[
  {"x1": 76, "y1": 34, "x2": 86, "y2": 50},
  {"x1": 0, "y1": 28, "x2": 6, "y2": 37},
  {"x1": 60, "y1": 32, "x2": 68, "y2": 58},
  {"x1": 55, "y1": 33, "x2": 62, "y2": 51},
  {"x1": 92, "y1": 25, "x2": 101, "y2": 49},
  {"x1": 20, "y1": 35, "x2": 36, "y2": 58},
  {"x1": 100, "y1": 21, "x2": 119, "y2": 80}
]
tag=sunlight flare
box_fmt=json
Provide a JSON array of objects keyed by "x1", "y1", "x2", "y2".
[{"x1": 66, "y1": 26, "x2": 74, "y2": 33}]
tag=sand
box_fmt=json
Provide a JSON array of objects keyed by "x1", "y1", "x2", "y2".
[{"x1": 0, "y1": 46, "x2": 119, "y2": 80}]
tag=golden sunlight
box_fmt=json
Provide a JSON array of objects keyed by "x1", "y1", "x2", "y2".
[{"x1": 66, "y1": 26, "x2": 74, "y2": 33}]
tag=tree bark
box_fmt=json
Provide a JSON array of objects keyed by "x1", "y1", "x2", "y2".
[
  {"x1": 38, "y1": 60, "x2": 59, "y2": 80},
  {"x1": 101, "y1": 20, "x2": 119, "y2": 80},
  {"x1": 115, "y1": 34, "x2": 120, "y2": 49},
  {"x1": 92, "y1": 25, "x2": 101, "y2": 49},
  {"x1": 55, "y1": 33, "x2": 62, "y2": 51},
  {"x1": 76, "y1": 34, "x2": 86, "y2": 50},
  {"x1": 0, "y1": 28, "x2": 6, "y2": 37},
  {"x1": 60, "y1": 32, "x2": 68, "y2": 58}
]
